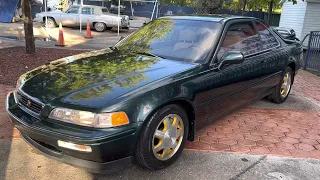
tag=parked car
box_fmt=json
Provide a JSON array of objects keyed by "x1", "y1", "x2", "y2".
[
  {"x1": 6, "y1": 15, "x2": 303, "y2": 173},
  {"x1": 34, "y1": 5, "x2": 130, "y2": 32}
]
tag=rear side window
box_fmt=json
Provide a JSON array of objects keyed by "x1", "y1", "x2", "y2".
[
  {"x1": 66, "y1": 7, "x2": 79, "y2": 14},
  {"x1": 81, "y1": 7, "x2": 91, "y2": 14},
  {"x1": 217, "y1": 21, "x2": 261, "y2": 60},
  {"x1": 255, "y1": 21, "x2": 279, "y2": 50}
]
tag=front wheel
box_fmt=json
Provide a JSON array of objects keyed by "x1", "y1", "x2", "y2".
[
  {"x1": 134, "y1": 104, "x2": 189, "y2": 170},
  {"x1": 268, "y1": 67, "x2": 293, "y2": 103}
]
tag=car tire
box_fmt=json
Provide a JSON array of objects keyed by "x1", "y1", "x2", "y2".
[
  {"x1": 94, "y1": 22, "x2": 106, "y2": 32},
  {"x1": 268, "y1": 67, "x2": 293, "y2": 104},
  {"x1": 44, "y1": 18, "x2": 57, "y2": 28},
  {"x1": 134, "y1": 104, "x2": 189, "y2": 170}
]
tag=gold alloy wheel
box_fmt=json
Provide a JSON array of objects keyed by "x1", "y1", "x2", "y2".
[
  {"x1": 280, "y1": 72, "x2": 292, "y2": 98},
  {"x1": 152, "y1": 114, "x2": 184, "y2": 161}
]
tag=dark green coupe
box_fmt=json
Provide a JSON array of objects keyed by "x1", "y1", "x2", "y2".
[{"x1": 6, "y1": 15, "x2": 302, "y2": 173}]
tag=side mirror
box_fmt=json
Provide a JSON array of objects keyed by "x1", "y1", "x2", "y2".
[{"x1": 218, "y1": 51, "x2": 244, "y2": 70}]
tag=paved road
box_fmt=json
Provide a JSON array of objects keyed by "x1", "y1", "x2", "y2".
[
  {"x1": 1, "y1": 138, "x2": 320, "y2": 180},
  {"x1": 0, "y1": 22, "x2": 133, "y2": 50}
]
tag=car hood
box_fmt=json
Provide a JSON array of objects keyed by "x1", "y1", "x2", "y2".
[{"x1": 19, "y1": 50, "x2": 196, "y2": 110}]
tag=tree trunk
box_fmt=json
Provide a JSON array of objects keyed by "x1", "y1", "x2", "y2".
[
  {"x1": 22, "y1": 0, "x2": 35, "y2": 54},
  {"x1": 242, "y1": 0, "x2": 247, "y2": 16},
  {"x1": 268, "y1": 0, "x2": 274, "y2": 25},
  {"x1": 259, "y1": 8, "x2": 263, "y2": 20}
]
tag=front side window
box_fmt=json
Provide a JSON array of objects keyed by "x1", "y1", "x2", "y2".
[
  {"x1": 116, "y1": 19, "x2": 221, "y2": 63},
  {"x1": 81, "y1": 7, "x2": 91, "y2": 15},
  {"x1": 217, "y1": 21, "x2": 261, "y2": 60},
  {"x1": 255, "y1": 21, "x2": 279, "y2": 50},
  {"x1": 66, "y1": 7, "x2": 79, "y2": 14}
]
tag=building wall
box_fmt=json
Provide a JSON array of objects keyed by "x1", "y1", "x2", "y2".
[
  {"x1": 301, "y1": 2, "x2": 320, "y2": 46},
  {"x1": 279, "y1": 0, "x2": 307, "y2": 40}
]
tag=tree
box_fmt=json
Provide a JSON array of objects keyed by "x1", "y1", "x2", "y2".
[
  {"x1": 227, "y1": 0, "x2": 303, "y2": 24},
  {"x1": 267, "y1": 0, "x2": 304, "y2": 24},
  {"x1": 267, "y1": 0, "x2": 274, "y2": 24},
  {"x1": 289, "y1": 0, "x2": 302, "y2": 4},
  {"x1": 161, "y1": 0, "x2": 195, "y2": 6},
  {"x1": 196, "y1": 0, "x2": 233, "y2": 14},
  {"x1": 22, "y1": 0, "x2": 35, "y2": 54},
  {"x1": 242, "y1": 0, "x2": 247, "y2": 15}
]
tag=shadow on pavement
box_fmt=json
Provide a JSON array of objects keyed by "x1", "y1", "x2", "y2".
[{"x1": 0, "y1": 86, "x2": 14, "y2": 179}]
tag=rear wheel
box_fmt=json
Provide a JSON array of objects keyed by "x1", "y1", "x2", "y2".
[
  {"x1": 94, "y1": 22, "x2": 106, "y2": 32},
  {"x1": 268, "y1": 67, "x2": 293, "y2": 103},
  {"x1": 44, "y1": 18, "x2": 56, "y2": 28},
  {"x1": 135, "y1": 104, "x2": 189, "y2": 170}
]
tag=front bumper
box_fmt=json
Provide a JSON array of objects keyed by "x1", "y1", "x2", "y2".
[
  {"x1": 6, "y1": 91, "x2": 139, "y2": 173},
  {"x1": 20, "y1": 132, "x2": 132, "y2": 173}
]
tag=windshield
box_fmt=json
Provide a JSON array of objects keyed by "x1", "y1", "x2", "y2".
[{"x1": 116, "y1": 19, "x2": 221, "y2": 63}]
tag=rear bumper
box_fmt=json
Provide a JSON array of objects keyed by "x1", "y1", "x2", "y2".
[{"x1": 6, "y1": 91, "x2": 139, "y2": 173}]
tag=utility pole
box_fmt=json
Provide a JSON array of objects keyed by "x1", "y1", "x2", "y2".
[
  {"x1": 80, "y1": 0, "x2": 83, "y2": 33},
  {"x1": 118, "y1": 0, "x2": 120, "y2": 36}
]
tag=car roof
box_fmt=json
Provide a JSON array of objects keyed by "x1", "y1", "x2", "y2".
[
  {"x1": 71, "y1": 5, "x2": 107, "y2": 9},
  {"x1": 160, "y1": 15, "x2": 256, "y2": 23}
]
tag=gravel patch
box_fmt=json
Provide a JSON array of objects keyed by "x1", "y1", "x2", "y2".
[{"x1": 0, "y1": 47, "x2": 87, "y2": 86}]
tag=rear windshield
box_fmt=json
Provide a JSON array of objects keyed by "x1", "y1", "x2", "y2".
[
  {"x1": 102, "y1": 8, "x2": 109, "y2": 13},
  {"x1": 116, "y1": 19, "x2": 221, "y2": 63}
]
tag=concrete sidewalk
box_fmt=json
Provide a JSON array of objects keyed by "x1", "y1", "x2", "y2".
[{"x1": 1, "y1": 139, "x2": 320, "y2": 180}]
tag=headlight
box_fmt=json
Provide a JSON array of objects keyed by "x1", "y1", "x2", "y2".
[{"x1": 49, "y1": 108, "x2": 129, "y2": 128}]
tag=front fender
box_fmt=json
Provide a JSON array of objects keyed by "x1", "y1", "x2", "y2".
[{"x1": 100, "y1": 78, "x2": 194, "y2": 119}]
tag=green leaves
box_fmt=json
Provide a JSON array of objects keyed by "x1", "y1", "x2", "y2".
[{"x1": 288, "y1": 0, "x2": 304, "y2": 5}]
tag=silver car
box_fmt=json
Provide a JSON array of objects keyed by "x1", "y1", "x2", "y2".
[{"x1": 34, "y1": 5, "x2": 130, "y2": 32}]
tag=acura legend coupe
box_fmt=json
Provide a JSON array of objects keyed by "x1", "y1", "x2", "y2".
[{"x1": 6, "y1": 15, "x2": 302, "y2": 173}]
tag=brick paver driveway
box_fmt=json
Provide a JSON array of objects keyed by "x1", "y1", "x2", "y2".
[{"x1": 1, "y1": 70, "x2": 320, "y2": 159}]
